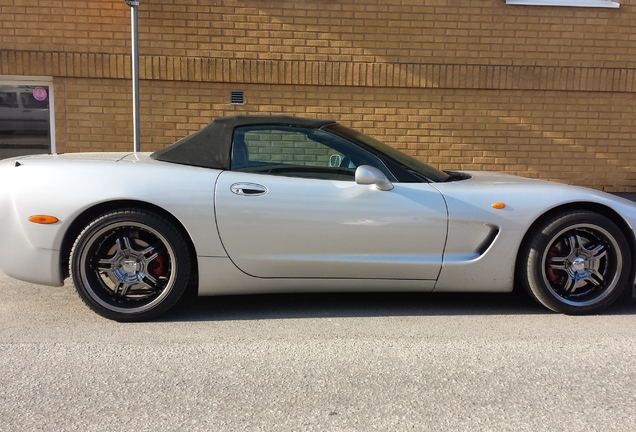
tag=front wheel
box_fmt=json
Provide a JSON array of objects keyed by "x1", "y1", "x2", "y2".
[
  {"x1": 519, "y1": 211, "x2": 632, "y2": 314},
  {"x1": 70, "y1": 209, "x2": 192, "y2": 321}
]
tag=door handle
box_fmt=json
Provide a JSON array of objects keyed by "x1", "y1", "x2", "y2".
[{"x1": 230, "y1": 183, "x2": 268, "y2": 196}]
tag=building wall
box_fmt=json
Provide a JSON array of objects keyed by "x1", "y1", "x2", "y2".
[{"x1": 1, "y1": 0, "x2": 635, "y2": 191}]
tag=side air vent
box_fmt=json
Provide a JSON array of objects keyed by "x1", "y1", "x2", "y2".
[
  {"x1": 230, "y1": 90, "x2": 245, "y2": 105},
  {"x1": 475, "y1": 224, "x2": 500, "y2": 256}
]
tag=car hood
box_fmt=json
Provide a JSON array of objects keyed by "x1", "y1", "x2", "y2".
[
  {"x1": 461, "y1": 170, "x2": 557, "y2": 186},
  {"x1": 456, "y1": 170, "x2": 632, "y2": 202},
  {"x1": 436, "y1": 170, "x2": 636, "y2": 228}
]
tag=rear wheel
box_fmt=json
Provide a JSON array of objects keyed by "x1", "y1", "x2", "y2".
[
  {"x1": 70, "y1": 209, "x2": 191, "y2": 321},
  {"x1": 520, "y1": 211, "x2": 631, "y2": 314}
]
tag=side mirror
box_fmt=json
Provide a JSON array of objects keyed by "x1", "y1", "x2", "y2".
[{"x1": 355, "y1": 165, "x2": 394, "y2": 191}]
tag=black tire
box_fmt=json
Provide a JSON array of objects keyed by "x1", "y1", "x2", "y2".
[
  {"x1": 70, "y1": 209, "x2": 192, "y2": 322},
  {"x1": 519, "y1": 210, "x2": 631, "y2": 314}
]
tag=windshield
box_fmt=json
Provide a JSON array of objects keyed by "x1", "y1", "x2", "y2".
[{"x1": 325, "y1": 124, "x2": 450, "y2": 182}]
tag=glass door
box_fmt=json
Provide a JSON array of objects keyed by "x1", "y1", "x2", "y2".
[{"x1": 0, "y1": 78, "x2": 54, "y2": 160}]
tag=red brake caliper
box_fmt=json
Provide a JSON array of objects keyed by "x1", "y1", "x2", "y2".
[
  {"x1": 545, "y1": 247, "x2": 561, "y2": 284},
  {"x1": 150, "y1": 255, "x2": 165, "y2": 277}
]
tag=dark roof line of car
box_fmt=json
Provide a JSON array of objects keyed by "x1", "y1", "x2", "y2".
[{"x1": 151, "y1": 115, "x2": 337, "y2": 170}]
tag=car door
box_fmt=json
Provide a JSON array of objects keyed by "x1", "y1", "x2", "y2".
[{"x1": 214, "y1": 125, "x2": 448, "y2": 280}]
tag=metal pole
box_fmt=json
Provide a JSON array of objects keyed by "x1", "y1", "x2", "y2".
[{"x1": 126, "y1": 0, "x2": 140, "y2": 153}]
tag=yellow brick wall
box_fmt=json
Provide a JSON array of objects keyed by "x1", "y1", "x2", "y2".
[
  {"x1": 3, "y1": 1, "x2": 635, "y2": 67},
  {"x1": 53, "y1": 78, "x2": 636, "y2": 191},
  {"x1": 2, "y1": 0, "x2": 636, "y2": 191}
]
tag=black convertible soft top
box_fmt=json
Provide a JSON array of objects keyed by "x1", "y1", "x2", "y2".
[{"x1": 150, "y1": 115, "x2": 337, "y2": 170}]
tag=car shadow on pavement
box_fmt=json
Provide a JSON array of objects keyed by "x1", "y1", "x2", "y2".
[{"x1": 161, "y1": 289, "x2": 635, "y2": 322}]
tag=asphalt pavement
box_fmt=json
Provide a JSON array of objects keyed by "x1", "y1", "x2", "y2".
[{"x1": 1, "y1": 272, "x2": 636, "y2": 431}]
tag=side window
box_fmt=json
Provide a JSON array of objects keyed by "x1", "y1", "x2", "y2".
[
  {"x1": 231, "y1": 125, "x2": 394, "y2": 181},
  {"x1": 505, "y1": 0, "x2": 619, "y2": 7}
]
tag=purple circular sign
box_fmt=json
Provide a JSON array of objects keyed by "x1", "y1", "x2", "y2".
[{"x1": 33, "y1": 86, "x2": 48, "y2": 101}]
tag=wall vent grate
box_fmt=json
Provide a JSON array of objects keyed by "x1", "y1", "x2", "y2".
[{"x1": 230, "y1": 90, "x2": 245, "y2": 105}]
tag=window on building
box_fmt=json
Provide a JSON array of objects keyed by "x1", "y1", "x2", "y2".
[
  {"x1": 0, "y1": 78, "x2": 54, "y2": 159},
  {"x1": 506, "y1": 0, "x2": 619, "y2": 7}
]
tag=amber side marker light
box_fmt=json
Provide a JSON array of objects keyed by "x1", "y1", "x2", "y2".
[
  {"x1": 491, "y1": 202, "x2": 506, "y2": 210},
  {"x1": 28, "y1": 215, "x2": 59, "y2": 224}
]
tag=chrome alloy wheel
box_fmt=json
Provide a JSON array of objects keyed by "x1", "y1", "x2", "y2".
[
  {"x1": 77, "y1": 221, "x2": 177, "y2": 315},
  {"x1": 541, "y1": 224, "x2": 622, "y2": 307}
]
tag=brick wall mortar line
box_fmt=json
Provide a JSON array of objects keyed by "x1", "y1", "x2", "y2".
[{"x1": 2, "y1": 50, "x2": 636, "y2": 93}]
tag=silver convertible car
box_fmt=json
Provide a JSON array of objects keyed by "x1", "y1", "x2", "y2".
[{"x1": 1, "y1": 115, "x2": 635, "y2": 321}]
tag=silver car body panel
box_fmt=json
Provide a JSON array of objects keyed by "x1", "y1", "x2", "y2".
[
  {"x1": 1, "y1": 153, "x2": 635, "y2": 296},
  {"x1": 215, "y1": 170, "x2": 448, "y2": 280},
  {"x1": 433, "y1": 171, "x2": 636, "y2": 292},
  {"x1": 196, "y1": 256, "x2": 438, "y2": 296},
  {"x1": 0, "y1": 153, "x2": 224, "y2": 286}
]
